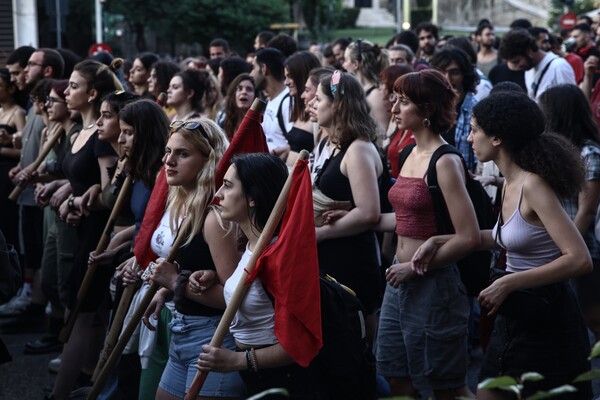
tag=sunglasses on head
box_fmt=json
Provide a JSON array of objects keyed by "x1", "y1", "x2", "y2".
[{"x1": 170, "y1": 120, "x2": 210, "y2": 142}]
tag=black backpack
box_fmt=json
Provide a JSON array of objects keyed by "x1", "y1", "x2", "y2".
[
  {"x1": 398, "y1": 143, "x2": 495, "y2": 296},
  {"x1": 310, "y1": 274, "x2": 376, "y2": 400}
]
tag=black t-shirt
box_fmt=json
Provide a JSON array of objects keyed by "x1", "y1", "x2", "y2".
[
  {"x1": 62, "y1": 130, "x2": 116, "y2": 196},
  {"x1": 489, "y1": 63, "x2": 527, "y2": 91}
]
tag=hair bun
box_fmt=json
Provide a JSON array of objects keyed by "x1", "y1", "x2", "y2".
[{"x1": 110, "y1": 58, "x2": 124, "y2": 73}]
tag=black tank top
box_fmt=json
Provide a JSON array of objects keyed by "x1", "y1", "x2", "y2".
[
  {"x1": 174, "y1": 230, "x2": 222, "y2": 316},
  {"x1": 316, "y1": 145, "x2": 354, "y2": 204},
  {"x1": 284, "y1": 126, "x2": 314, "y2": 153}
]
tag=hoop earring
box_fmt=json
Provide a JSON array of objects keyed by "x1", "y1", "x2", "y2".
[{"x1": 422, "y1": 118, "x2": 431, "y2": 128}]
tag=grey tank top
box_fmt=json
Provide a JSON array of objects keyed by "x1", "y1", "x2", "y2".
[{"x1": 492, "y1": 177, "x2": 561, "y2": 272}]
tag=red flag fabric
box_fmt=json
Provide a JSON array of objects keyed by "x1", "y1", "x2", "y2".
[
  {"x1": 215, "y1": 107, "x2": 268, "y2": 189},
  {"x1": 133, "y1": 167, "x2": 169, "y2": 270},
  {"x1": 248, "y1": 159, "x2": 322, "y2": 367}
]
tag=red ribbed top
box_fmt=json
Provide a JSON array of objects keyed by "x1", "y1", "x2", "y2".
[{"x1": 388, "y1": 176, "x2": 437, "y2": 240}]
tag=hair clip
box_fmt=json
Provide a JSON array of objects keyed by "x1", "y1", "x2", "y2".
[
  {"x1": 114, "y1": 89, "x2": 125, "y2": 95},
  {"x1": 331, "y1": 70, "x2": 342, "y2": 97}
]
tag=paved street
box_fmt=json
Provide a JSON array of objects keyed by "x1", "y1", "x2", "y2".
[{"x1": 0, "y1": 331, "x2": 57, "y2": 400}]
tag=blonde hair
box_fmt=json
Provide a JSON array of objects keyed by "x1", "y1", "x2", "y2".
[{"x1": 167, "y1": 118, "x2": 229, "y2": 245}]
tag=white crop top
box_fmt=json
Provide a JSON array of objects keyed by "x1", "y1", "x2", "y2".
[{"x1": 223, "y1": 247, "x2": 277, "y2": 346}]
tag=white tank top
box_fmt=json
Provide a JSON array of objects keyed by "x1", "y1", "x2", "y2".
[{"x1": 223, "y1": 247, "x2": 277, "y2": 346}]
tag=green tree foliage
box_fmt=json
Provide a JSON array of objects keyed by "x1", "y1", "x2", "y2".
[
  {"x1": 302, "y1": 0, "x2": 344, "y2": 40},
  {"x1": 105, "y1": 0, "x2": 288, "y2": 52}
]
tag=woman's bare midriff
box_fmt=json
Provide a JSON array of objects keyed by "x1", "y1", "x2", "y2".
[{"x1": 395, "y1": 235, "x2": 425, "y2": 263}]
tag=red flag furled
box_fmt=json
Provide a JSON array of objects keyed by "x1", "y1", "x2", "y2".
[
  {"x1": 248, "y1": 159, "x2": 322, "y2": 367},
  {"x1": 215, "y1": 104, "x2": 268, "y2": 189},
  {"x1": 133, "y1": 167, "x2": 168, "y2": 270}
]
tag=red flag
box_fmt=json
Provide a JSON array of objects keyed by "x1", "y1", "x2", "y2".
[
  {"x1": 249, "y1": 159, "x2": 322, "y2": 367},
  {"x1": 215, "y1": 107, "x2": 268, "y2": 189},
  {"x1": 133, "y1": 167, "x2": 168, "y2": 270}
]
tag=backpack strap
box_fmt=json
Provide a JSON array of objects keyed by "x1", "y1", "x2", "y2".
[
  {"x1": 426, "y1": 144, "x2": 469, "y2": 235},
  {"x1": 276, "y1": 92, "x2": 291, "y2": 136}
]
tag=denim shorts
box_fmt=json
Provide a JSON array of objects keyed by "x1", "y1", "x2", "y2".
[
  {"x1": 376, "y1": 264, "x2": 469, "y2": 392},
  {"x1": 159, "y1": 311, "x2": 246, "y2": 398}
]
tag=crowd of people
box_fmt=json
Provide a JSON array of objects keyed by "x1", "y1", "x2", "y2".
[{"x1": 0, "y1": 14, "x2": 599, "y2": 400}]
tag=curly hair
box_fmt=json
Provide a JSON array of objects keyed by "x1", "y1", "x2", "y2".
[
  {"x1": 73, "y1": 58, "x2": 124, "y2": 114},
  {"x1": 499, "y1": 29, "x2": 537, "y2": 61},
  {"x1": 167, "y1": 118, "x2": 229, "y2": 246},
  {"x1": 320, "y1": 71, "x2": 377, "y2": 147},
  {"x1": 473, "y1": 92, "x2": 584, "y2": 198},
  {"x1": 393, "y1": 69, "x2": 458, "y2": 134},
  {"x1": 118, "y1": 99, "x2": 168, "y2": 188},
  {"x1": 345, "y1": 40, "x2": 390, "y2": 87},
  {"x1": 223, "y1": 73, "x2": 255, "y2": 140},
  {"x1": 430, "y1": 48, "x2": 480, "y2": 94},
  {"x1": 538, "y1": 84, "x2": 600, "y2": 149},
  {"x1": 285, "y1": 51, "x2": 321, "y2": 122}
]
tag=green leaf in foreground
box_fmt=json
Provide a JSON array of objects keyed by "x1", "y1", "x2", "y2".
[
  {"x1": 521, "y1": 372, "x2": 544, "y2": 382},
  {"x1": 478, "y1": 376, "x2": 519, "y2": 390},
  {"x1": 527, "y1": 385, "x2": 577, "y2": 400},
  {"x1": 572, "y1": 369, "x2": 600, "y2": 383}
]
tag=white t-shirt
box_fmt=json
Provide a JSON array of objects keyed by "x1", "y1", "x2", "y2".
[
  {"x1": 262, "y1": 87, "x2": 293, "y2": 151},
  {"x1": 223, "y1": 247, "x2": 277, "y2": 346},
  {"x1": 525, "y1": 52, "x2": 576, "y2": 102}
]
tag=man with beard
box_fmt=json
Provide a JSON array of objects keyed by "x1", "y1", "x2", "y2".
[
  {"x1": 2, "y1": 49, "x2": 64, "y2": 337},
  {"x1": 476, "y1": 23, "x2": 498, "y2": 77},
  {"x1": 415, "y1": 22, "x2": 439, "y2": 64},
  {"x1": 251, "y1": 47, "x2": 291, "y2": 160},
  {"x1": 500, "y1": 29, "x2": 575, "y2": 101}
]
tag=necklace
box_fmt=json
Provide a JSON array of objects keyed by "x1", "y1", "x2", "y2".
[{"x1": 85, "y1": 122, "x2": 95, "y2": 130}]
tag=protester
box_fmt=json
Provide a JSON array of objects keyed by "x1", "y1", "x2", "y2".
[
  {"x1": 310, "y1": 70, "x2": 383, "y2": 343},
  {"x1": 376, "y1": 69, "x2": 479, "y2": 399},
  {"x1": 342, "y1": 40, "x2": 390, "y2": 141},
  {"x1": 130, "y1": 52, "x2": 159, "y2": 98},
  {"x1": 166, "y1": 69, "x2": 211, "y2": 121},
  {"x1": 539, "y1": 84, "x2": 600, "y2": 342},
  {"x1": 138, "y1": 118, "x2": 246, "y2": 399},
  {"x1": 0, "y1": 67, "x2": 25, "y2": 253},
  {"x1": 222, "y1": 73, "x2": 255, "y2": 140},
  {"x1": 198, "y1": 153, "x2": 322, "y2": 397},
  {"x1": 283, "y1": 51, "x2": 321, "y2": 164},
  {"x1": 49, "y1": 59, "x2": 122, "y2": 400}
]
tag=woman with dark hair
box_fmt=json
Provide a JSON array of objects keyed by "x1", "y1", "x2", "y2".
[
  {"x1": 379, "y1": 64, "x2": 414, "y2": 177},
  {"x1": 49, "y1": 58, "x2": 123, "y2": 400},
  {"x1": 222, "y1": 73, "x2": 255, "y2": 140},
  {"x1": 431, "y1": 47, "x2": 480, "y2": 172},
  {"x1": 198, "y1": 153, "x2": 323, "y2": 397},
  {"x1": 445, "y1": 37, "x2": 493, "y2": 101},
  {"x1": 375, "y1": 69, "x2": 479, "y2": 399},
  {"x1": 130, "y1": 52, "x2": 159, "y2": 97},
  {"x1": 309, "y1": 70, "x2": 383, "y2": 343},
  {"x1": 282, "y1": 51, "x2": 321, "y2": 165},
  {"x1": 417, "y1": 91, "x2": 592, "y2": 399},
  {"x1": 217, "y1": 57, "x2": 252, "y2": 98},
  {"x1": 148, "y1": 61, "x2": 181, "y2": 100},
  {"x1": 301, "y1": 67, "x2": 333, "y2": 181},
  {"x1": 167, "y1": 69, "x2": 211, "y2": 121},
  {"x1": 343, "y1": 40, "x2": 390, "y2": 139},
  {"x1": 539, "y1": 84, "x2": 600, "y2": 343}
]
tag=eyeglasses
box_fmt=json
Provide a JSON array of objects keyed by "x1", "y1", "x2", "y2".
[
  {"x1": 27, "y1": 61, "x2": 44, "y2": 68},
  {"x1": 46, "y1": 96, "x2": 65, "y2": 106},
  {"x1": 170, "y1": 120, "x2": 210, "y2": 143}
]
